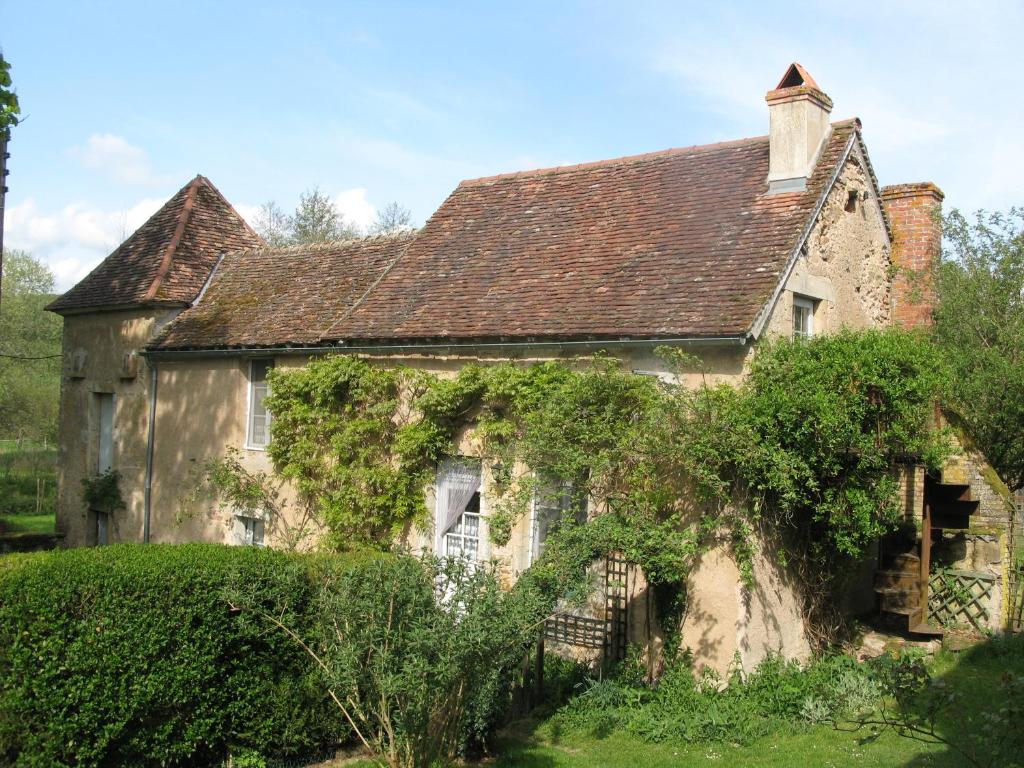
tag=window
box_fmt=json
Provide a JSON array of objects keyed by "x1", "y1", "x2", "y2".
[
  {"x1": 96, "y1": 511, "x2": 110, "y2": 546},
  {"x1": 793, "y1": 296, "x2": 815, "y2": 339},
  {"x1": 531, "y1": 475, "x2": 587, "y2": 562},
  {"x1": 247, "y1": 360, "x2": 274, "y2": 449},
  {"x1": 435, "y1": 458, "x2": 483, "y2": 560},
  {"x1": 96, "y1": 392, "x2": 114, "y2": 473},
  {"x1": 235, "y1": 515, "x2": 265, "y2": 546}
]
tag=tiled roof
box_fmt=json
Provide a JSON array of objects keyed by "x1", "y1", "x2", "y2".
[
  {"x1": 323, "y1": 120, "x2": 859, "y2": 343},
  {"x1": 150, "y1": 234, "x2": 415, "y2": 350},
  {"x1": 47, "y1": 176, "x2": 263, "y2": 314}
]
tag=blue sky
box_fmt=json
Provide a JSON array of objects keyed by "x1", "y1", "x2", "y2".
[{"x1": 3, "y1": 0, "x2": 1023, "y2": 290}]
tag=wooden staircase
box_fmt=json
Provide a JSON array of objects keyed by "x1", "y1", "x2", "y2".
[{"x1": 875, "y1": 468, "x2": 980, "y2": 637}]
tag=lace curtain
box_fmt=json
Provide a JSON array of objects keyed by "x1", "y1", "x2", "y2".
[{"x1": 435, "y1": 458, "x2": 481, "y2": 552}]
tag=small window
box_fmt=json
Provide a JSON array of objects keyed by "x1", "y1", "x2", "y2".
[
  {"x1": 435, "y1": 458, "x2": 483, "y2": 560},
  {"x1": 531, "y1": 476, "x2": 587, "y2": 562},
  {"x1": 793, "y1": 296, "x2": 815, "y2": 340},
  {"x1": 845, "y1": 189, "x2": 859, "y2": 213},
  {"x1": 235, "y1": 515, "x2": 265, "y2": 546},
  {"x1": 247, "y1": 360, "x2": 274, "y2": 449},
  {"x1": 96, "y1": 392, "x2": 114, "y2": 473}
]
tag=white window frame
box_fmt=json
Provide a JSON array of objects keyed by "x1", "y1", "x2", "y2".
[
  {"x1": 528, "y1": 475, "x2": 586, "y2": 565},
  {"x1": 235, "y1": 514, "x2": 266, "y2": 547},
  {"x1": 245, "y1": 359, "x2": 274, "y2": 450},
  {"x1": 793, "y1": 295, "x2": 815, "y2": 340},
  {"x1": 434, "y1": 457, "x2": 486, "y2": 562}
]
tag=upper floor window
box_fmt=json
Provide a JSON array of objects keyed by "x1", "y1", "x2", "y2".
[
  {"x1": 531, "y1": 475, "x2": 587, "y2": 563},
  {"x1": 247, "y1": 360, "x2": 274, "y2": 449},
  {"x1": 793, "y1": 296, "x2": 815, "y2": 340},
  {"x1": 435, "y1": 458, "x2": 483, "y2": 560}
]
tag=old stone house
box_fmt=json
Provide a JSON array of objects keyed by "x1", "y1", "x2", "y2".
[{"x1": 48, "y1": 64, "x2": 1017, "y2": 671}]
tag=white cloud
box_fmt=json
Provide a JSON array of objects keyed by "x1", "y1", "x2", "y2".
[
  {"x1": 69, "y1": 133, "x2": 164, "y2": 186},
  {"x1": 334, "y1": 188, "x2": 377, "y2": 231},
  {"x1": 6, "y1": 196, "x2": 164, "y2": 291},
  {"x1": 233, "y1": 203, "x2": 262, "y2": 230}
]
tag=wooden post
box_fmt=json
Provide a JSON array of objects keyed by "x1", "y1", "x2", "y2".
[
  {"x1": 534, "y1": 627, "x2": 545, "y2": 706},
  {"x1": 919, "y1": 495, "x2": 932, "y2": 627}
]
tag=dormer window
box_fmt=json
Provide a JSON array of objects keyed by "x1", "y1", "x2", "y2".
[{"x1": 793, "y1": 296, "x2": 815, "y2": 339}]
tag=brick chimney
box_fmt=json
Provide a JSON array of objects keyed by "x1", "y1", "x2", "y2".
[
  {"x1": 880, "y1": 183, "x2": 944, "y2": 329},
  {"x1": 766, "y1": 63, "x2": 833, "y2": 194}
]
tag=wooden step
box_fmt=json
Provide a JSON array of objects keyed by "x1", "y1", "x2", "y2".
[
  {"x1": 886, "y1": 552, "x2": 920, "y2": 572},
  {"x1": 875, "y1": 570, "x2": 920, "y2": 590},
  {"x1": 876, "y1": 587, "x2": 920, "y2": 611},
  {"x1": 931, "y1": 511, "x2": 973, "y2": 530},
  {"x1": 927, "y1": 482, "x2": 974, "y2": 504}
]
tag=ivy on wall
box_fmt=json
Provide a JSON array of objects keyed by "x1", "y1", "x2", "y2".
[{"x1": 216, "y1": 328, "x2": 950, "y2": 640}]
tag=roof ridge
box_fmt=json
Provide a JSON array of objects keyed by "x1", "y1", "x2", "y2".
[
  {"x1": 220, "y1": 230, "x2": 418, "y2": 260},
  {"x1": 458, "y1": 118, "x2": 863, "y2": 188},
  {"x1": 143, "y1": 177, "x2": 200, "y2": 302}
]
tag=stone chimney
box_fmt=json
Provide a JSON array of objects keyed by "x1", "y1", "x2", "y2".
[
  {"x1": 766, "y1": 63, "x2": 833, "y2": 193},
  {"x1": 880, "y1": 183, "x2": 944, "y2": 329}
]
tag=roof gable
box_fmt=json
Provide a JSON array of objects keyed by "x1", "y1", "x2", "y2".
[
  {"x1": 47, "y1": 176, "x2": 263, "y2": 315},
  {"x1": 323, "y1": 120, "x2": 860, "y2": 344}
]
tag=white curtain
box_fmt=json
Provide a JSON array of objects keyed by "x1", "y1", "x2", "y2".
[{"x1": 435, "y1": 458, "x2": 481, "y2": 552}]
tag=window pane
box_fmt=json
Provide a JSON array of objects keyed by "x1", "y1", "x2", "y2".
[{"x1": 248, "y1": 360, "x2": 274, "y2": 447}]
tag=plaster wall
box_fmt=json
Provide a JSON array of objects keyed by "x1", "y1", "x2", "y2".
[{"x1": 56, "y1": 308, "x2": 179, "y2": 547}]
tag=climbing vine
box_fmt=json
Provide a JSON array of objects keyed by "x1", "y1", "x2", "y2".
[{"x1": 243, "y1": 328, "x2": 951, "y2": 639}]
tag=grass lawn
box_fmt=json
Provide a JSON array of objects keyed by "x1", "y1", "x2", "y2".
[
  {"x1": 487, "y1": 636, "x2": 1021, "y2": 768},
  {"x1": 0, "y1": 440, "x2": 57, "y2": 535},
  {"x1": 0, "y1": 513, "x2": 56, "y2": 535}
]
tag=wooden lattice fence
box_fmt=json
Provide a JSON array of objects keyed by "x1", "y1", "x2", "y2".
[{"x1": 928, "y1": 569, "x2": 996, "y2": 630}]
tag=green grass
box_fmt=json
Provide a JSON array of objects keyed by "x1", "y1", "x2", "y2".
[
  {"x1": 491, "y1": 723, "x2": 946, "y2": 767},
  {"x1": 0, "y1": 513, "x2": 56, "y2": 535},
  {"x1": 0, "y1": 440, "x2": 57, "y2": 517},
  {"x1": 488, "y1": 637, "x2": 1023, "y2": 768}
]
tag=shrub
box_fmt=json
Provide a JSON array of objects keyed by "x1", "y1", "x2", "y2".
[
  {"x1": 0, "y1": 544, "x2": 355, "y2": 767},
  {"x1": 280, "y1": 555, "x2": 552, "y2": 768}
]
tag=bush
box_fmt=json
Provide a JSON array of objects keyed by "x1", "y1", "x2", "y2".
[
  {"x1": 0, "y1": 544, "x2": 358, "y2": 767},
  {"x1": 298, "y1": 555, "x2": 551, "y2": 768}
]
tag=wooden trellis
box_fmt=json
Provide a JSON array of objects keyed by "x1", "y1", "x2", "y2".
[{"x1": 928, "y1": 569, "x2": 995, "y2": 630}]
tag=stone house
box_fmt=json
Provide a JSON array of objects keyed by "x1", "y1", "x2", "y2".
[{"x1": 47, "y1": 64, "x2": 1017, "y2": 671}]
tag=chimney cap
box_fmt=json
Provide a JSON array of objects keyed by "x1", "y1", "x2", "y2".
[
  {"x1": 766, "y1": 62, "x2": 833, "y2": 111},
  {"x1": 775, "y1": 62, "x2": 820, "y2": 90}
]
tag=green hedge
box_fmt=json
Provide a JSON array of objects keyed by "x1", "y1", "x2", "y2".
[{"x1": 0, "y1": 544, "x2": 364, "y2": 767}]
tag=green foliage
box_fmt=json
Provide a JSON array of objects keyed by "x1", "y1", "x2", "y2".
[
  {"x1": 80, "y1": 468, "x2": 127, "y2": 513},
  {"x1": 0, "y1": 251, "x2": 62, "y2": 442},
  {"x1": 263, "y1": 329, "x2": 949, "y2": 640},
  {"x1": 254, "y1": 189, "x2": 359, "y2": 247},
  {"x1": 739, "y1": 329, "x2": 951, "y2": 559},
  {"x1": 935, "y1": 207, "x2": 1024, "y2": 489},
  {"x1": 0, "y1": 544, "x2": 349, "y2": 767},
  {"x1": 548, "y1": 652, "x2": 887, "y2": 746},
  {"x1": 0, "y1": 52, "x2": 19, "y2": 134}
]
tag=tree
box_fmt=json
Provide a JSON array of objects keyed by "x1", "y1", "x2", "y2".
[
  {"x1": 1, "y1": 51, "x2": 23, "y2": 308},
  {"x1": 254, "y1": 188, "x2": 359, "y2": 247},
  {"x1": 371, "y1": 201, "x2": 413, "y2": 235},
  {"x1": 0, "y1": 251, "x2": 62, "y2": 440},
  {"x1": 934, "y1": 208, "x2": 1024, "y2": 489}
]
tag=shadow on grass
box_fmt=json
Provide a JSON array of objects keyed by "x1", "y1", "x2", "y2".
[{"x1": 840, "y1": 633, "x2": 1023, "y2": 768}]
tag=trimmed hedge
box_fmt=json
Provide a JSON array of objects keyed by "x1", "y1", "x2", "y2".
[{"x1": 0, "y1": 544, "x2": 365, "y2": 767}]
